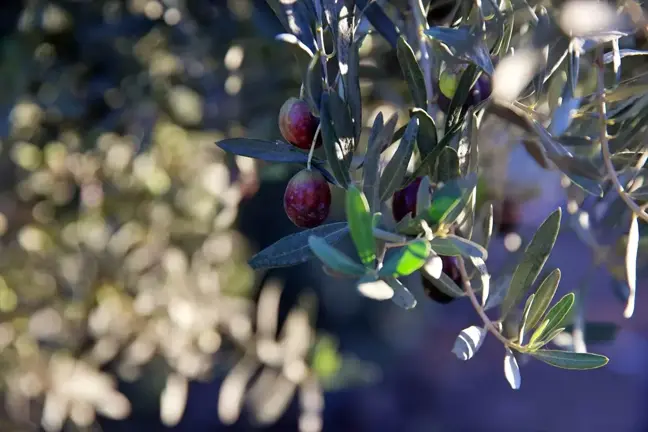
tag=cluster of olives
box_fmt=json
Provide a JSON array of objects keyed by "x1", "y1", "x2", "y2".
[
  {"x1": 277, "y1": 97, "x2": 331, "y2": 229},
  {"x1": 276, "y1": 68, "x2": 496, "y2": 303}
]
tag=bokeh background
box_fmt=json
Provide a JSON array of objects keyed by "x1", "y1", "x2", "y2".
[{"x1": 1, "y1": 1, "x2": 648, "y2": 431}]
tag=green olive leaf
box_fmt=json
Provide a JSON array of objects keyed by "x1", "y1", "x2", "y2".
[
  {"x1": 249, "y1": 223, "x2": 349, "y2": 269},
  {"x1": 500, "y1": 208, "x2": 562, "y2": 320},
  {"x1": 397, "y1": 36, "x2": 427, "y2": 109},
  {"x1": 410, "y1": 108, "x2": 439, "y2": 161},
  {"x1": 525, "y1": 269, "x2": 561, "y2": 331},
  {"x1": 346, "y1": 186, "x2": 377, "y2": 267},
  {"x1": 378, "y1": 239, "x2": 431, "y2": 278},
  {"x1": 320, "y1": 93, "x2": 351, "y2": 188},
  {"x1": 532, "y1": 293, "x2": 575, "y2": 345},
  {"x1": 379, "y1": 117, "x2": 419, "y2": 202},
  {"x1": 308, "y1": 235, "x2": 366, "y2": 276},
  {"x1": 529, "y1": 350, "x2": 609, "y2": 370},
  {"x1": 385, "y1": 277, "x2": 418, "y2": 309}
]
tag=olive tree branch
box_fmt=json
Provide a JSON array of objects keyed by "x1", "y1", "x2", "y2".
[
  {"x1": 456, "y1": 256, "x2": 512, "y2": 347},
  {"x1": 595, "y1": 47, "x2": 648, "y2": 224}
]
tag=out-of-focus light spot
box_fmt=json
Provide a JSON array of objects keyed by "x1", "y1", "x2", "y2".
[
  {"x1": 144, "y1": 1, "x2": 163, "y2": 19},
  {"x1": 105, "y1": 88, "x2": 125, "y2": 109},
  {"x1": 225, "y1": 75, "x2": 243, "y2": 96},
  {"x1": 164, "y1": 8, "x2": 181, "y2": 25},
  {"x1": 42, "y1": 4, "x2": 71, "y2": 33},
  {"x1": 10, "y1": 103, "x2": 43, "y2": 130},
  {"x1": 0, "y1": 323, "x2": 14, "y2": 351},
  {"x1": 567, "y1": 200, "x2": 579, "y2": 214},
  {"x1": 504, "y1": 232, "x2": 522, "y2": 252},
  {"x1": 29, "y1": 308, "x2": 63, "y2": 339},
  {"x1": 228, "y1": 0, "x2": 252, "y2": 19},
  {"x1": 299, "y1": 413, "x2": 323, "y2": 432},
  {"x1": 578, "y1": 210, "x2": 590, "y2": 230},
  {"x1": 561, "y1": 175, "x2": 572, "y2": 188},
  {"x1": 225, "y1": 45, "x2": 245, "y2": 71},
  {"x1": 198, "y1": 330, "x2": 222, "y2": 354},
  {"x1": 284, "y1": 359, "x2": 308, "y2": 383},
  {"x1": 18, "y1": 226, "x2": 48, "y2": 252},
  {"x1": 0, "y1": 213, "x2": 7, "y2": 236},
  {"x1": 0, "y1": 281, "x2": 18, "y2": 313}
]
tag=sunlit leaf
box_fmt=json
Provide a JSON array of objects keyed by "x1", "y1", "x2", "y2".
[
  {"x1": 385, "y1": 277, "x2": 418, "y2": 309},
  {"x1": 397, "y1": 36, "x2": 427, "y2": 109},
  {"x1": 308, "y1": 236, "x2": 366, "y2": 276},
  {"x1": 504, "y1": 348, "x2": 521, "y2": 390},
  {"x1": 533, "y1": 293, "x2": 575, "y2": 344},
  {"x1": 500, "y1": 208, "x2": 561, "y2": 320},
  {"x1": 530, "y1": 350, "x2": 609, "y2": 370},
  {"x1": 379, "y1": 239, "x2": 431, "y2": 277},
  {"x1": 379, "y1": 117, "x2": 419, "y2": 201},
  {"x1": 357, "y1": 274, "x2": 394, "y2": 300},
  {"x1": 346, "y1": 186, "x2": 377, "y2": 267},
  {"x1": 452, "y1": 325, "x2": 487, "y2": 361},
  {"x1": 320, "y1": 93, "x2": 351, "y2": 188},
  {"x1": 624, "y1": 214, "x2": 638, "y2": 318},
  {"x1": 249, "y1": 223, "x2": 349, "y2": 269},
  {"x1": 525, "y1": 269, "x2": 561, "y2": 331}
]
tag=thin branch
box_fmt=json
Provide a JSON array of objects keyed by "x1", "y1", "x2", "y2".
[
  {"x1": 595, "y1": 48, "x2": 648, "y2": 224},
  {"x1": 457, "y1": 256, "x2": 512, "y2": 347}
]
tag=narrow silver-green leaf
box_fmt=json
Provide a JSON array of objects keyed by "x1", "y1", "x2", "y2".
[
  {"x1": 385, "y1": 277, "x2": 417, "y2": 309},
  {"x1": 469, "y1": 256, "x2": 490, "y2": 306},
  {"x1": 434, "y1": 146, "x2": 460, "y2": 183},
  {"x1": 410, "y1": 108, "x2": 438, "y2": 160},
  {"x1": 363, "y1": 113, "x2": 385, "y2": 212},
  {"x1": 445, "y1": 234, "x2": 488, "y2": 260},
  {"x1": 308, "y1": 236, "x2": 366, "y2": 276},
  {"x1": 428, "y1": 237, "x2": 462, "y2": 256},
  {"x1": 519, "y1": 294, "x2": 535, "y2": 345},
  {"x1": 500, "y1": 208, "x2": 562, "y2": 320},
  {"x1": 504, "y1": 348, "x2": 521, "y2": 390},
  {"x1": 624, "y1": 214, "x2": 638, "y2": 318},
  {"x1": 320, "y1": 93, "x2": 351, "y2": 188},
  {"x1": 473, "y1": 203, "x2": 494, "y2": 250},
  {"x1": 305, "y1": 51, "x2": 323, "y2": 116},
  {"x1": 379, "y1": 239, "x2": 431, "y2": 277},
  {"x1": 327, "y1": 90, "x2": 356, "y2": 169},
  {"x1": 452, "y1": 325, "x2": 487, "y2": 361},
  {"x1": 346, "y1": 186, "x2": 377, "y2": 267},
  {"x1": 535, "y1": 293, "x2": 575, "y2": 344},
  {"x1": 347, "y1": 36, "x2": 364, "y2": 143},
  {"x1": 530, "y1": 350, "x2": 609, "y2": 370},
  {"x1": 379, "y1": 117, "x2": 419, "y2": 202},
  {"x1": 249, "y1": 223, "x2": 348, "y2": 269},
  {"x1": 415, "y1": 176, "x2": 432, "y2": 218},
  {"x1": 422, "y1": 268, "x2": 465, "y2": 298},
  {"x1": 528, "y1": 318, "x2": 551, "y2": 348},
  {"x1": 530, "y1": 326, "x2": 565, "y2": 350},
  {"x1": 525, "y1": 269, "x2": 561, "y2": 331},
  {"x1": 396, "y1": 36, "x2": 427, "y2": 109},
  {"x1": 357, "y1": 274, "x2": 394, "y2": 300}
]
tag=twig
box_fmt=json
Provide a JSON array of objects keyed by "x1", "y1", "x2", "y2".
[
  {"x1": 595, "y1": 48, "x2": 648, "y2": 223},
  {"x1": 306, "y1": 123, "x2": 321, "y2": 170},
  {"x1": 457, "y1": 256, "x2": 512, "y2": 347}
]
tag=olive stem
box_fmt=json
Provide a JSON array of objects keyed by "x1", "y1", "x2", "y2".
[
  {"x1": 457, "y1": 256, "x2": 512, "y2": 347},
  {"x1": 595, "y1": 47, "x2": 648, "y2": 223},
  {"x1": 315, "y1": 26, "x2": 330, "y2": 87},
  {"x1": 306, "y1": 123, "x2": 321, "y2": 171}
]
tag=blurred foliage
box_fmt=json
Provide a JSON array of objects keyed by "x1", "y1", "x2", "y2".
[
  {"x1": 0, "y1": 1, "x2": 364, "y2": 430},
  {"x1": 1, "y1": 0, "x2": 648, "y2": 430}
]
